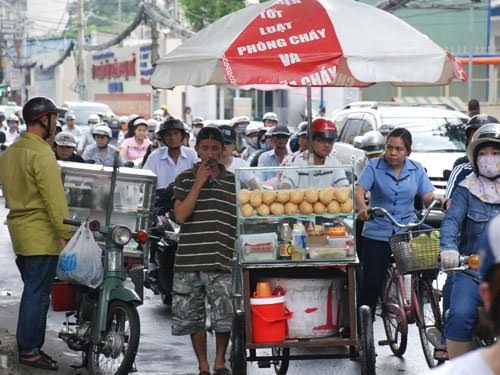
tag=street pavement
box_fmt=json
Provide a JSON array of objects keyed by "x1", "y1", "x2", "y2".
[{"x1": 0, "y1": 195, "x2": 437, "y2": 375}]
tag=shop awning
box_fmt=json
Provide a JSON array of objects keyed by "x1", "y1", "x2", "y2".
[{"x1": 392, "y1": 96, "x2": 467, "y2": 113}]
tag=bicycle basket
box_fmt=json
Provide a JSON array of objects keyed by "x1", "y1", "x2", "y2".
[{"x1": 389, "y1": 229, "x2": 440, "y2": 274}]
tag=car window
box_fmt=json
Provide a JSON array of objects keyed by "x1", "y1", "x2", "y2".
[
  {"x1": 338, "y1": 118, "x2": 367, "y2": 145},
  {"x1": 401, "y1": 122, "x2": 466, "y2": 152},
  {"x1": 332, "y1": 112, "x2": 348, "y2": 132}
]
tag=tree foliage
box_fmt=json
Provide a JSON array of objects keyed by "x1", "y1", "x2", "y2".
[
  {"x1": 179, "y1": 0, "x2": 246, "y2": 31},
  {"x1": 63, "y1": 0, "x2": 140, "y2": 39}
]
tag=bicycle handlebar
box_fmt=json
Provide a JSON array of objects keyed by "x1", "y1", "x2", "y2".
[{"x1": 367, "y1": 199, "x2": 440, "y2": 229}]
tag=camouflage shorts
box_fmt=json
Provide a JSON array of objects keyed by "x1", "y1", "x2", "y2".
[{"x1": 171, "y1": 271, "x2": 233, "y2": 336}]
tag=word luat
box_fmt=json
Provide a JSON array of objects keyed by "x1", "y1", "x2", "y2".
[{"x1": 259, "y1": 22, "x2": 293, "y2": 36}]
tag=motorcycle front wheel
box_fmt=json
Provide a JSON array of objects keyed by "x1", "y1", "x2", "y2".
[{"x1": 87, "y1": 300, "x2": 140, "y2": 375}]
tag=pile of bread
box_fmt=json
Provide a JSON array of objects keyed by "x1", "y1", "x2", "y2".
[{"x1": 237, "y1": 186, "x2": 353, "y2": 217}]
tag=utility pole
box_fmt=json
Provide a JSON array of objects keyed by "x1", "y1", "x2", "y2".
[
  {"x1": 77, "y1": 0, "x2": 86, "y2": 100},
  {"x1": 150, "y1": 0, "x2": 160, "y2": 114}
]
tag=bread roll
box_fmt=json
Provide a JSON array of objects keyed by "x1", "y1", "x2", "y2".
[
  {"x1": 334, "y1": 186, "x2": 350, "y2": 203},
  {"x1": 262, "y1": 190, "x2": 277, "y2": 205},
  {"x1": 319, "y1": 186, "x2": 335, "y2": 205},
  {"x1": 327, "y1": 200, "x2": 341, "y2": 214},
  {"x1": 340, "y1": 198, "x2": 353, "y2": 213},
  {"x1": 256, "y1": 204, "x2": 270, "y2": 216},
  {"x1": 250, "y1": 190, "x2": 263, "y2": 208},
  {"x1": 284, "y1": 202, "x2": 299, "y2": 215},
  {"x1": 270, "y1": 202, "x2": 285, "y2": 216},
  {"x1": 240, "y1": 203, "x2": 254, "y2": 217},
  {"x1": 237, "y1": 189, "x2": 251, "y2": 205},
  {"x1": 276, "y1": 190, "x2": 290, "y2": 204},
  {"x1": 299, "y1": 201, "x2": 313, "y2": 215},
  {"x1": 313, "y1": 201, "x2": 327, "y2": 214},
  {"x1": 304, "y1": 187, "x2": 319, "y2": 203},
  {"x1": 289, "y1": 189, "x2": 304, "y2": 204}
]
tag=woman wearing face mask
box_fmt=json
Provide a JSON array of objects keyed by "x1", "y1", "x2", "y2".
[
  {"x1": 439, "y1": 122, "x2": 500, "y2": 360},
  {"x1": 240, "y1": 122, "x2": 264, "y2": 162},
  {"x1": 188, "y1": 116, "x2": 204, "y2": 148}
]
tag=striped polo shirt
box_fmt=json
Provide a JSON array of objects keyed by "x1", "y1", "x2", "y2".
[{"x1": 173, "y1": 164, "x2": 237, "y2": 272}]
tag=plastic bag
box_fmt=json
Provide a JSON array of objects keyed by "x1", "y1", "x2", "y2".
[{"x1": 57, "y1": 222, "x2": 104, "y2": 288}]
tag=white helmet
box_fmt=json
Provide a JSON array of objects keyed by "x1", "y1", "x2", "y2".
[
  {"x1": 92, "y1": 123, "x2": 112, "y2": 138},
  {"x1": 88, "y1": 114, "x2": 100, "y2": 124},
  {"x1": 7, "y1": 114, "x2": 19, "y2": 123},
  {"x1": 245, "y1": 122, "x2": 264, "y2": 136},
  {"x1": 263, "y1": 112, "x2": 279, "y2": 122},
  {"x1": 54, "y1": 131, "x2": 76, "y2": 147},
  {"x1": 361, "y1": 131, "x2": 385, "y2": 155},
  {"x1": 119, "y1": 115, "x2": 129, "y2": 123}
]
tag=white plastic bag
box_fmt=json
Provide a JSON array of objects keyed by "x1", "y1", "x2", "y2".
[{"x1": 57, "y1": 222, "x2": 104, "y2": 288}]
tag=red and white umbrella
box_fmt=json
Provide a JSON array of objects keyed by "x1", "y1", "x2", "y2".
[{"x1": 151, "y1": 0, "x2": 467, "y2": 89}]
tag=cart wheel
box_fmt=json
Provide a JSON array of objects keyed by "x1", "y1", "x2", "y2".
[
  {"x1": 230, "y1": 312, "x2": 247, "y2": 375},
  {"x1": 272, "y1": 347, "x2": 289, "y2": 375},
  {"x1": 359, "y1": 305, "x2": 376, "y2": 375},
  {"x1": 381, "y1": 268, "x2": 408, "y2": 356}
]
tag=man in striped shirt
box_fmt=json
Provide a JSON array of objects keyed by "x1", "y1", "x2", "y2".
[{"x1": 171, "y1": 126, "x2": 236, "y2": 375}]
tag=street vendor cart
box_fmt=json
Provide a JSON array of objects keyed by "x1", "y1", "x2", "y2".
[{"x1": 230, "y1": 165, "x2": 375, "y2": 375}]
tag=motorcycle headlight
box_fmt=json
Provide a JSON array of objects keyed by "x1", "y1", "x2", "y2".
[{"x1": 111, "y1": 226, "x2": 131, "y2": 246}]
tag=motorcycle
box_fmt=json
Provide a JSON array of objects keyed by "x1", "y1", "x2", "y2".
[
  {"x1": 59, "y1": 218, "x2": 149, "y2": 375},
  {"x1": 145, "y1": 211, "x2": 179, "y2": 308}
]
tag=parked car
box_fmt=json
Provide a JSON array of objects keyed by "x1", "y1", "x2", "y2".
[
  {"x1": 59, "y1": 101, "x2": 114, "y2": 127},
  {"x1": 331, "y1": 101, "x2": 469, "y2": 199}
]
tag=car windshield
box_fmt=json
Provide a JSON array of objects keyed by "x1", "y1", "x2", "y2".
[{"x1": 380, "y1": 117, "x2": 467, "y2": 152}]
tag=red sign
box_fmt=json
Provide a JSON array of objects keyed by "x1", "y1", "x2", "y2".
[
  {"x1": 224, "y1": 0, "x2": 349, "y2": 86},
  {"x1": 92, "y1": 54, "x2": 137, "y2": 81}
]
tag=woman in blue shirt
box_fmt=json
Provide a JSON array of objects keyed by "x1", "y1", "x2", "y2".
[{"x1": 355, "y1": 127, "x2": 435, "y2": 319}]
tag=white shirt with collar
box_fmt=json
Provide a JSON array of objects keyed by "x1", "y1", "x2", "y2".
[{"x1": 143, "y1": 145, "x2": 199, "y2": 189}]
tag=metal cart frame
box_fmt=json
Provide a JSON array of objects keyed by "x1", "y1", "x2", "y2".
[{"x1": 230, "y1": 166, "x2": 376, "y2": 375}]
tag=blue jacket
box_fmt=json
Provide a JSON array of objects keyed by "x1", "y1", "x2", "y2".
[{"x1": 440, "y1": 185, "x2": 500, "y2": 255}]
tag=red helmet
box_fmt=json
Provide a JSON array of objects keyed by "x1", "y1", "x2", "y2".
[{"x1": 312, "y1": 117, "x2": 337, "y2": 141}]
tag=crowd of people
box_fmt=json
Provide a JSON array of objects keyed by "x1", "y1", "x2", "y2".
[{"x1": 2, "y1": 95, "x2": 500, "y2": 374}]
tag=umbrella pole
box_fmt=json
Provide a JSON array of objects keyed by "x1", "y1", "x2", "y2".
[{"x1": 306, "y1": 85, "x2": 314, "y2": 166}]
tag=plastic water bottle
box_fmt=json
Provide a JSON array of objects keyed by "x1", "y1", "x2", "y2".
[
  {"x1": 292, "y1": 223, "x2": 307, "y2": 260},
  {"x1": 279, "y1": 221, "x2": 293, "y2": 260}
]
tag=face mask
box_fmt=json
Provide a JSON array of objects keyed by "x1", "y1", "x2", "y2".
[
  {"x1": 247, "y1": 136, "x2": 259, "y2": 149},
  {"x1": 260, "y1": 141, "x2": 267, "y2": 150},
  {"x1": 111, "y1": 130, "x2": 120, "y2": 138},
  {"x1": 192, "y1": 127, "x2": 201, "y2": 137},
  {"x1": 477, "y1": 154, "x2": 500, "y2": 178},
  {"x1": 7, "y1": 124, "x2": 17, "y2": 131}
]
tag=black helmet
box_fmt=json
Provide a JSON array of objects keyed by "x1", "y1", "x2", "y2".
[
  {"x1": 107, "y1": 117, "x2": 120, "y2": 129},
  {"x1": 296, "y1": 121, "x2": 308, "y2": 136},
  {"x1": 465, "y1": 114, "x2": 499, "y2": 141},
  {"x1": 158, "y1": 116, "x2": 186, "y2": 136},
  {"x1": 22, "y1": 96, "x2": 65, "y2": 123}
]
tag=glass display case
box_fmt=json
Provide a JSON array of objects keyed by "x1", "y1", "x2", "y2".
[
  {"x1": 235, "y1": 165, "x2": 357, "y2": 264},
  {"x1": 59, "y1": 161, "x2": 156, "y2": 231}
]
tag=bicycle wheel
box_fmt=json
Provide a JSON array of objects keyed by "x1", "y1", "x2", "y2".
[
  {"x1": 87, "y1": 300, "x2": 140, "y2": 375},
  {"x1": 417, "y1": 278, "x2": 443, "y2": 368},
  {"x1": 381, "y1": 268, "x2": 408, "y2": 357}
]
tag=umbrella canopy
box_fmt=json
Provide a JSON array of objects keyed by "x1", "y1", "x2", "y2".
[{"x1": 151, "y1": 0, "x2": 467, "y2": 89}]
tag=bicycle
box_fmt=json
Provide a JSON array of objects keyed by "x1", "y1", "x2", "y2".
[{"x1": 369, "y1": 201, "x2": 443, "y2": 368}]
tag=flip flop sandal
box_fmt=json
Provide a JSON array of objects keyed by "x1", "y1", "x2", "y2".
[
  {"x1": 433, "y1": 346, "x2": 449, "y2": 361},
  {"x1": 213, "y1": 368, "x2": 231, "y2": 375},
  {"x1": 19, "y1": 354, "x2": 59, "y2": 371},
  {"x1": 39, "y1": 350, "x2": 57, "y2": 365},
  {"x1": 198, "y1": 371, "x2": 211, "y2": 375}
]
